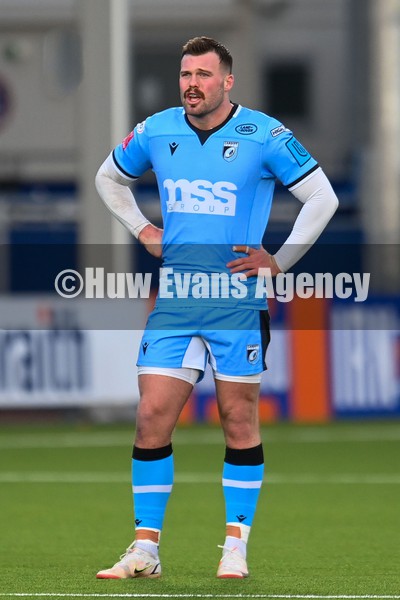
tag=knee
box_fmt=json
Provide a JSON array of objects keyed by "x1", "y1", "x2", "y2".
[
  {"x1": 219, "y1": 399, "x2": 260, "y2": 448},
  {"x1": 135, "y1": 397, "x2": 167, "y2": 446}
]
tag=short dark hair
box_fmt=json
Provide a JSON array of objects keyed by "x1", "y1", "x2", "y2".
[{"x1": 181, "y1": 36, "x2": 233, "y2": 73}]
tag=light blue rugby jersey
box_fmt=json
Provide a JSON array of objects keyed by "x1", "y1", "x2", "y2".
[{"x1": 113, "y1": 104, "x2": 318, "y2": 309}]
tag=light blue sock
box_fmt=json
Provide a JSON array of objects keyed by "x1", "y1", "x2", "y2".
[
  {"x1": 222, "y1": 445, "x2": 264, "y2": 557},
  {"x1": 132, "y1": 445, "x2": 174, "y2": 531},
  {"x1": 222, "y1": 461, "x2": 264, "y2": 526}
]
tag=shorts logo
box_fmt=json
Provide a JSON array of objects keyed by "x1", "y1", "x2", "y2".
[
  {"x1": 247, "y1": 344, "x2": 259, "y2": 364},
  {"x1": 235, "y1": 123, "x2": 258, "y2": 135},
  {"x1": 223, "y1": 141, "x2": 239, "y2": 162},
  {"x1": 286, "y1": 136, "x2": 311, "y2": 166}
]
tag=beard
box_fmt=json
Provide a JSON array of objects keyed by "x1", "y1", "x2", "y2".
[{"x1": 181, "y1": 87, "x2": 225, "y2": 119}]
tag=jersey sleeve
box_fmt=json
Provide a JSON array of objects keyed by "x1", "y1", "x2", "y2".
[
  {"x1": 261, "y1": 118, "x2": 319, "y2": 188},
  {"x1": 112, "y1": 119, "x2": 152, "y2": 180}
]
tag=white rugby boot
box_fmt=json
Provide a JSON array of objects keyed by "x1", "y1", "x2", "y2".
[
  {"x1": 217, "y1": 545, "x2": 249, "y2": 578},
  {"x1": 96, "y1": 542, "x2": 161, "y2": 579}
]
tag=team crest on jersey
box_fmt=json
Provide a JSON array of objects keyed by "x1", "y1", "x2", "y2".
[
  {"x1": 223, "y1": 141, "x2": 239, "y2": 162},
  {"x1": 247, "y1": 344, "x2": 259, "y2": 364},
  {"x1": 122, "y1": 130, "x2": 134, "y2": 150}
]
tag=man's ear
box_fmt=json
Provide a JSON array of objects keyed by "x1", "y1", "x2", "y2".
[{"x1": 225, "y1": 73, "x2": 234, "y2": 92}]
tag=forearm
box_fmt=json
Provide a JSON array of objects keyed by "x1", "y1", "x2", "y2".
[{"x1": 274, "y1": 168, "x2": 339, "y2": 272}]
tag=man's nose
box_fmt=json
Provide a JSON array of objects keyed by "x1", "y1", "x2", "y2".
[{"x1": 188, "y1": 74, "x2": 199, "y2": 87}]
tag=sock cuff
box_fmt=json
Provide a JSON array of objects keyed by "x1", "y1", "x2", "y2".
[
  {"x1": 133, "y1": 444, "x2": 173, "y2": 461},
  {"x1": 224, "y1": 444, "x2": 264, "y2": 466}
]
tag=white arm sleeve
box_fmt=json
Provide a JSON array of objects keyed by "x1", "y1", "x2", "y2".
[
  {"x1": 273, "y1": 167, "x2": 339, "y2": 272},
  {"x1": 95, "y1": 152, "x2": 151, "y2": 238}
]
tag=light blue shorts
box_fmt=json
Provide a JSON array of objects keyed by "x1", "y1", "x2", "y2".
[{"x1": 136, "y1": 306, "x2": 270, "y2": 381}]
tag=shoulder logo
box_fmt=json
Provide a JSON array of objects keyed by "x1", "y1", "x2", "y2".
[
  {"x1": 136, "y1": 120, "x2": 146, "y2": 134},
  {"x1": 270, "y1": 125, "x2": 290, "y2": 138},
  {"x1": 223, "y1": 141, "x2": 238, "y2": 162},
  {"x1": 235, "y1": 123, "x2": 258, "y2": 135},
  {"x1": 122, "y1": 130, "x2": 134, "y2": 150}
]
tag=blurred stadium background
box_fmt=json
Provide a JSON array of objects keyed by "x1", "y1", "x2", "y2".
[{"x1": 0, "y1": 0, "x2": 399, "y2": 424}]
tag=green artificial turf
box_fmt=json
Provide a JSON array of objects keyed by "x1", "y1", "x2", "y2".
[{"x1": 0, "y1": 421, "x2": 399, "y2": 598}]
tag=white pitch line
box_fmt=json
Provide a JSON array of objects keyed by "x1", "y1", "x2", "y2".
[
  {"x1": 1, "y1": 472, "x2": 400, "y2": 485},
  {"x1": 1, "y1": 427, "x2": 400, "y2": 450},
  {"x1": 1, "y1": 593, "x2": 400, "y2": 599},
  {"x1": 0, "y1": 432, "x2": 135, "y2": 450}
]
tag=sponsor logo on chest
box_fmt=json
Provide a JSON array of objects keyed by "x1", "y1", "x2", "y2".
[{"x1": 163, "y1": 178, "x2": 237, "y2": 216}]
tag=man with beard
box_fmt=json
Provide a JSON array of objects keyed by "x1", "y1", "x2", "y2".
[{"x1": 95, "y1": 36, "x2": 338, "y2": 580}]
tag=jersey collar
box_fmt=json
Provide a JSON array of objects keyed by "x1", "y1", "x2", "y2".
[{"x1": 184, "y1": 103, "x2": 239, "y2": 145}]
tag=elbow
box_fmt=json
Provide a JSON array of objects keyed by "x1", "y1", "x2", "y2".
[
  {"x1": 95, "y1": 169, "x2": 103, "y2": 197},
  {"x1": 95, "y1": 162, "x2": 111, "y2": 201},
  {"x1": 330, "y1": 194, "x2": 339, "y2": 216},
  {"x1": 321, "y1": 186, "x2": 339, "y2": 220}
]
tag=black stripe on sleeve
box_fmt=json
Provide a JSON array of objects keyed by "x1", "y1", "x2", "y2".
[
  {"x1": 286, "y1": 163, "x2": 320, "y2": 190},
  {"x1": 112, "y1": 149, "x2": 139, "y2": 180}
]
